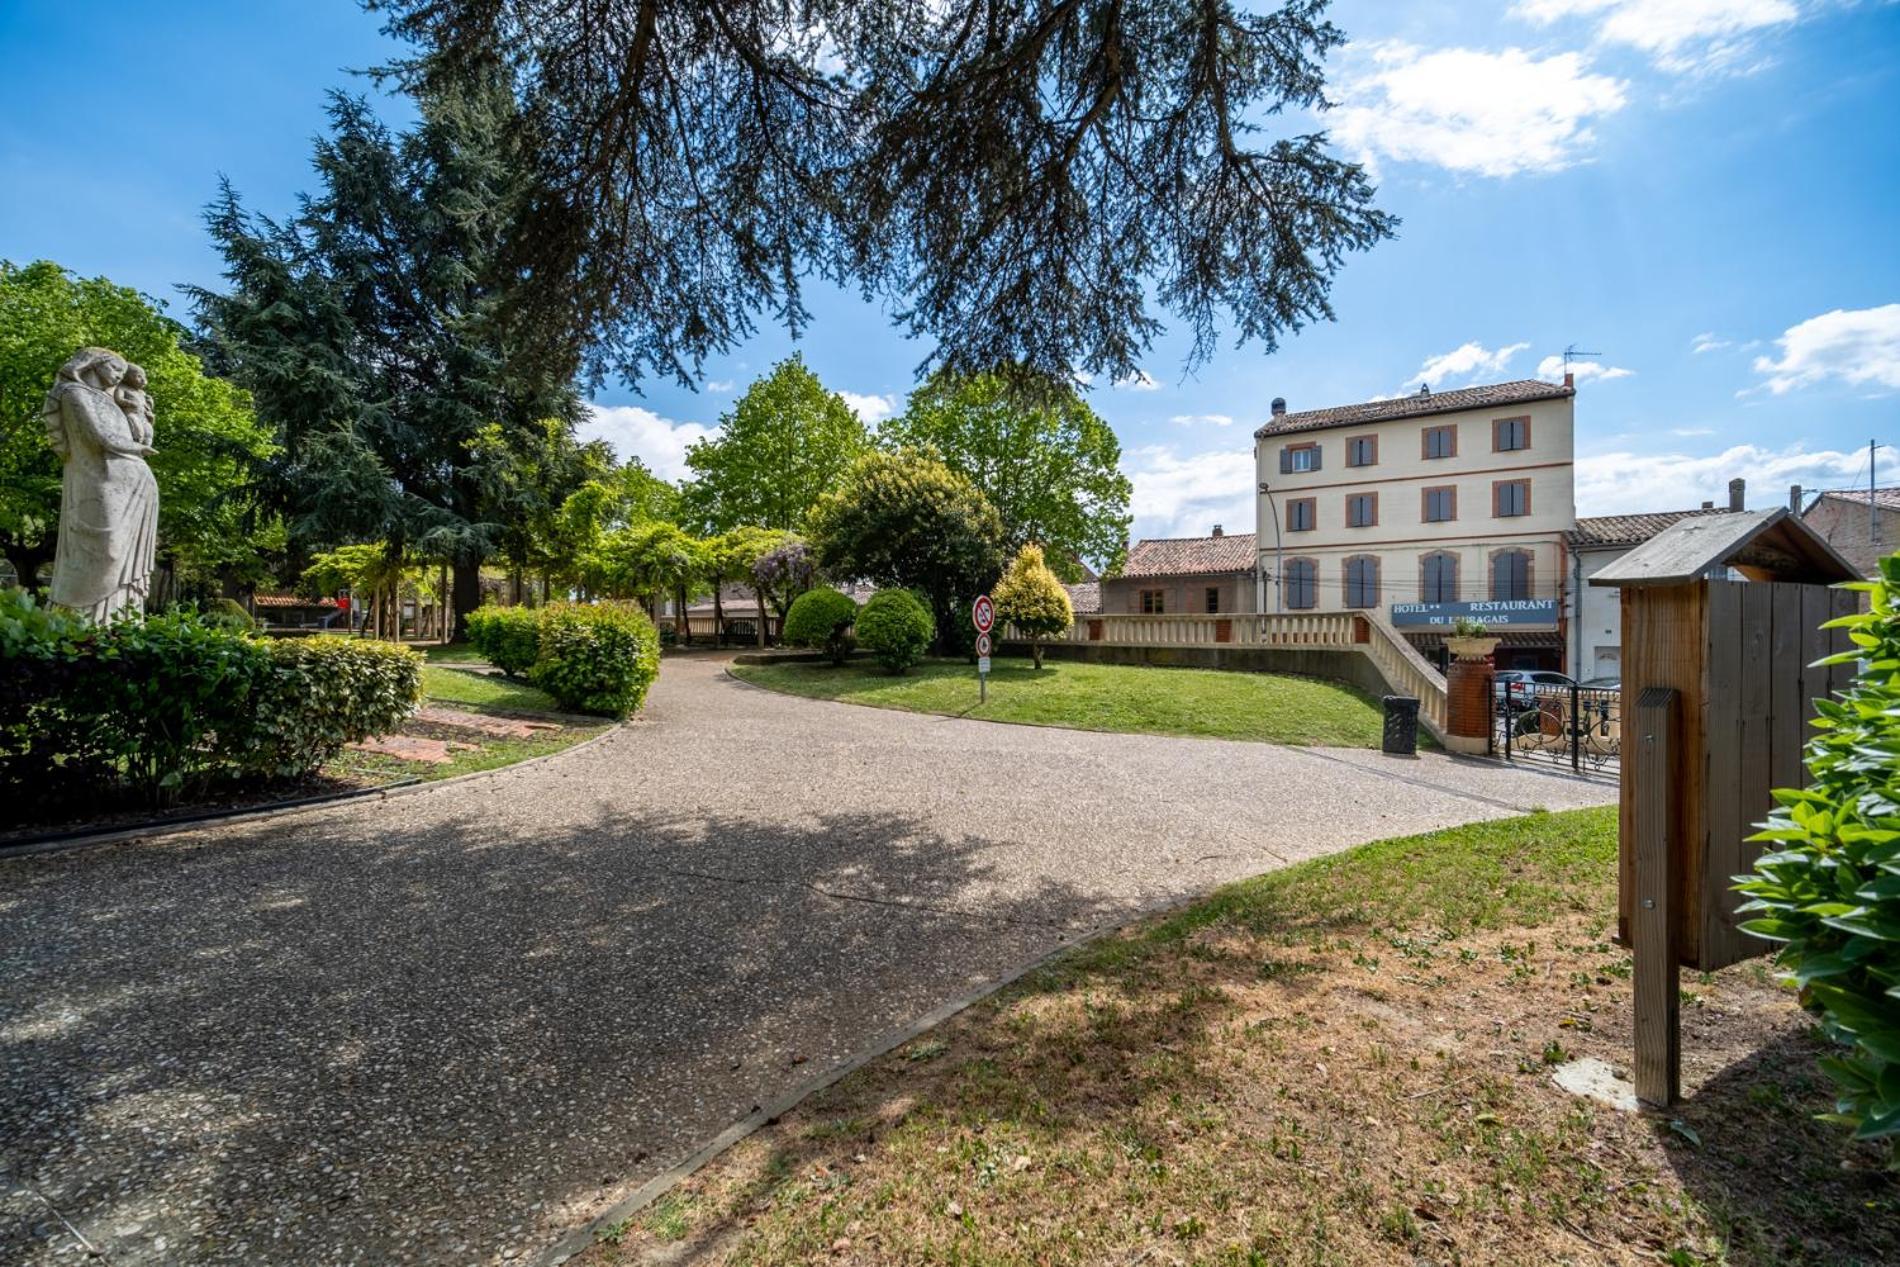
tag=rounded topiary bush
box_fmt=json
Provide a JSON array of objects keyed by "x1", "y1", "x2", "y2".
[
  {"x1": 855, "y1": 589, "x2": 934, "y2": 673},
  {"x1": 203, "y1": 597, "x2": 257, "y2": 632},
  {"x1": 465, "y1": 604, "x2": 541, "y2": 678},
  {"x1": 530, "y1": 601, "x2": 661, "y2": 717},
  {"x1": 783, "y1": 588, "x2": 859, "y2": 665}
]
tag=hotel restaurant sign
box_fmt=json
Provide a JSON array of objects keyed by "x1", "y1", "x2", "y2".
[{"x1": 1389, "y1": 599, "x2": 1559, "y2": 628}]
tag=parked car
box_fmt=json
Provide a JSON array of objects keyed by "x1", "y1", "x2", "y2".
[
  {"x1": 1579, "y1": 675, "x2": 1620, "y2": 691},
  {"x1": 1493, "y1": 669, "x2": 1575, "y2": 701}
]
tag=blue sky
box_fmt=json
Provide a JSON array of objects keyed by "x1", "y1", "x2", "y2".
[{"x1": 3, "y1": 0, "x2": 1895, "y2": 541}]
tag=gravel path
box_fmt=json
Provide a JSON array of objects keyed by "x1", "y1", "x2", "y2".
[{"x1": 1, "y1": 653, "x2": 1614, "y2": 1265}]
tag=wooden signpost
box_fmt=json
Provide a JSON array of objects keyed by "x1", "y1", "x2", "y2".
[{"x1": 1591, "y1": 509, "x2": 1860, "y2": 1105}]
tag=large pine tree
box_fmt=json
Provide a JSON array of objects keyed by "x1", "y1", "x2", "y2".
[{"x1": 190, "y1": 77, "x2": 582, "y2": 635}]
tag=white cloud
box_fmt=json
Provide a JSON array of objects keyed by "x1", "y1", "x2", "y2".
[
  {"x1": 1514, "y1": 0, "x2": 1799, "y2": 75},
  {"x1": 1331, "y1": 42, "x2": 1627, "y2": 178},
  {"x1": 1690, "y1": 332, "x2": 1732, "y2": 354},
  {"x1": 706, "y1": 379, "x2": 736, "y2": 393},
  {"x1": 1114, "y1": 371, "x2": 1161, "y2": 391},
  {"x1": 1535, "y1": 354, "x2": 1634, "y2": 383},
  {"x1": 578, "y1": 404, "x2": 717, "y2": 482},
  {"x1": 1170, "y1": 413, "x2": 1236, "y2": 428},
  {"x1": 1409, "y1": 341, "x2": 1530, "y2": 387},
  {"x1": 1124, "y1": 444, "x2": 1255, "y2": 541},
  {"x1": 1750, "y1": 304, "x2": 1900, "y2": 396},
  {"x1": 1576, "y1": 442, "x2": 1870, "y2": 514},
  {"x1": 1670, "y1": 427, "x2": 1716, "y2": 437},
  {"x1": 839, "y1": 391, "x2": 899, "y2": 424}
]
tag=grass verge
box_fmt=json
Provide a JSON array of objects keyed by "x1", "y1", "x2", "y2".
[
  {"x1": 579, "y1": 807, "x2": 1895, "y2": 1267},
  {"x1": 323, "y1": 666, "x2": 610, "y2": 785},
  {"x1": 730, "y1": 657, "x2": 1393, "y2": 748},
  {"x1": 420, "y1": 665, "x2": 562, "y2": 713}
]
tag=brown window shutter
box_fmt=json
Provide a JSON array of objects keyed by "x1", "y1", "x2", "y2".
[{"x1": 1279, "y1": 447, "x2": 1292, "y2": 474}]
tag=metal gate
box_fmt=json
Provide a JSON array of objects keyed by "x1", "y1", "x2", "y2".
[{"x1": 1490, "y1": 680, "x2": 1622, "y2": 774}]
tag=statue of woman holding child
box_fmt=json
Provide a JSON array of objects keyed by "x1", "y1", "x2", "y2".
[{"x1": 41, "y1": 347, "x2": 160, "y2": 623}]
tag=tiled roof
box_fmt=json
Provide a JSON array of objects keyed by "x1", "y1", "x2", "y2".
[
  {"x1": 1568, "y1": 507, "x2": 1733, "y2": 548},
  {"x1": 254, "y1": 593, "x2": 337, "y2": 608},
  {"x1": 1811, "y1": 486, "x2": 1900, "y2": 512},
  {"x1": 1064, "y1": 581, "x2": 1101, "y2": 614},
  {"x1": 1117, "y1": 532, "x2": 1257, "y2": 579},
  {"x1": 1255, "y1": 379, "x2": 1573, "y2": 438}
]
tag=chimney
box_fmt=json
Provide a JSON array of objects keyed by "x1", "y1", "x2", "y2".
[
  {"x1": 1210, "y1": 524, "x2": 1223, "y2": 538},
  {"x1": 1270, "y1": 397, "x2": 1286, "y2": 417},
  {"x1": 1790, "y1": 484, "x2": 1804, "y2": 513},
  {"x1": 1563, "y1": 371, "x2": 1575, "y2": 389},
  {"x1": 1728, "y1": 477, "x2": 1745, "y2": 513},
  {"x1": 1417, "y1": 383, "x2": 1431, "y2": 397},
  {"x1": 1701, "y1": 500, "x2": 1714, "y2": 509}
]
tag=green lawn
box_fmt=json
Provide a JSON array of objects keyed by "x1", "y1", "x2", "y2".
[
  {"x1": 583, "y1": 806, "x2": 1891, "y2": 1267},
  {"x1": 420, "y1": 665, "x2": 562, "y2": 713},
  {"x1": 730, "y1": 657, "x2": 1390, "y2": 748},
  {"x1": 423, "y1": 641, "x2": 486, "y2": 664}
]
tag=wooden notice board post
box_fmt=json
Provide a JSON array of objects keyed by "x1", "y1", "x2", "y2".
[{"x1": 1591, "y1": 509, "x2": 1860, "y2": 1106}]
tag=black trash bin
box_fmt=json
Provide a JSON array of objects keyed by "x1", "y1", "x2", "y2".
[{"x1": 1382, "y1": 695, "x2": 1420, "y2": 756}]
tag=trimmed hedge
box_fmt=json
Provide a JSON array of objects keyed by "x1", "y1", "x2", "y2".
[
  {"x1": 784, "y1": 588, "x2": 859, "y2": 665},
  {"x1": 856, "y1": 589, "x2": 934, "y2": 673},
  {"x1": 1, "y1": 589, "x2": 421, "y2": 811},
  {"x1": 466, "y1": 605, "x2": 541, "y2": 678},
  {"x1": 529, "y1": 601, "x2": 660, "y2": 717},
  {"x1": 237, "y1": 638, "x2": 426, "y2": 777}
]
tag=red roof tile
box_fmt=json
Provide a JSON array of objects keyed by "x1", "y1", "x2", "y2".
[{"x1": 1117, "y1": 533, "x2": 1257, "y2": 579}]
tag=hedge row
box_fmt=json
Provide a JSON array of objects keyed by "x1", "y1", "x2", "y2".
[
  {"x1": 467, "y1": 601, "x2": 661, "y2": 717},
  {"x1": 1, "y1": 590, "x2": 421, "y2": 811}
]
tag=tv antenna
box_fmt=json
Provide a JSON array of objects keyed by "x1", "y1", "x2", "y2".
[{"x1": 1560, "y1": 344, "x2": 1600, "y2": 377}]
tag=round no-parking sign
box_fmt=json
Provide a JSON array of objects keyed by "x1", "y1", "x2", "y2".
[
  {"x1": 975, "y1": 632, "x2": 992, "y2": 657},
  {"x1": 972, "y1": 594, "x2": 995, "y2": 633}
]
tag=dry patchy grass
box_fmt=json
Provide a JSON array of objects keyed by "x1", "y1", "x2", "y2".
[{"x1": 578, "y1": 808, "x2": 1896, "y2": 1267}]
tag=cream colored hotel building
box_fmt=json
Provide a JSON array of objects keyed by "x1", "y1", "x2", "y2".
[{"x1": 1252, "y1": 378, "x2": 1577, "y2": 670}]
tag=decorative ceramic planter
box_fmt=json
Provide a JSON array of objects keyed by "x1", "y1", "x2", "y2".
[{"x1": 1445, "y1": 635, "x2": 1500, "y2": 662}]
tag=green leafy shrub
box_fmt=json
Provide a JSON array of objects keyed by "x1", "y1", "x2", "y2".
[
  {"x1": 61, "y1": 610, "x2": 275, "y2": 804},
  {"x1": 855, "y1": 589, "x2": 934, "y2": 673},
  {"x1": 530, "y1": 601, "x2": 660, "y2": 717},
  {"x1": 234, "y1": 637, "x2": 423, "y2": 777},
  {"x1": 993, "y1": 543, "x2": 1074, "y2": 669},
  {"x1": 202, "y1": 597, "x2": 257, "y2": 632},
  {"x1": 466, "y1": 605, "x2": 541, "y2": 677},
  {"x1": 1, "y1": 593, "x2": 424, "y2": 813},
  {"x1": 783, "y1": 588, "x2": 859, "y2": 665},
  {"x1": 1735, "y1": 553, "x2": 1900, "y2": 1151}
]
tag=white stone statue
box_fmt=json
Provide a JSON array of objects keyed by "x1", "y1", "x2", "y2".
[{"x1": 42, "y1": 347, "x2": 160, "y2": 623}]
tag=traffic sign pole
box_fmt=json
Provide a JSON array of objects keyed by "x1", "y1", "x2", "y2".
[{"x1": 972, "y1": 595, "x2": 995, "y2": 702}]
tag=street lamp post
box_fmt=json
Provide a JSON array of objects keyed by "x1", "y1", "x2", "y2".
[{"x1": 1258, "y1": 481, "x2": 1284, "y2": 612}]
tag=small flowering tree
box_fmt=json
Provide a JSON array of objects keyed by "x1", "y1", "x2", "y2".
[{"x1": 992, "y1": 543, "x2": 1073, "y2": 669}]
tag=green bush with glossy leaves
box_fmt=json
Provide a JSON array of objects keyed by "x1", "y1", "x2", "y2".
[
  {"x1": 235, "y1": 637, "x2": 423, "y2": 777},
  {"x1": 783, "y1": 588, "x2": 859, "y2": 665},
  {"x1": 466, "y1": 604, "x2": 541, "y2": 678},
  {"x1": 855, "y1": 589, "x2": 934, "y2": 673},
  {"x1": 1, "y1": 589, "x2": 423, "y2": 810},
  {"x1": 529, "y1": 601, "x2": 660, "y2": 717},
  {"x1": 1736, "y1": 553, "x2": 1900, "y2": 1152}
]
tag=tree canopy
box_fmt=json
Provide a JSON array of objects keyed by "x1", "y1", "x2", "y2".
[
  {"x1": 190, "y1": 77, "x2": 584, "y2": 633},
  {"x1": 883, "y1": 370, "x2": 1131, "y2": 578},
  {"x1": 992, "y1": 542, "x2": 1074, "y2": 668},
  {"x1": 0, "y1": 259, "x2": 274, "y2": 593},
  {"x1": 683, "y1": 356, "x2": 868, "y2": 532},
  {"x1": 369, "y1": 0, "x2": 1394, "y2": 386},
  {"x1": 808, "y1": 449, "x2": 1004, "y2": 649}
]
